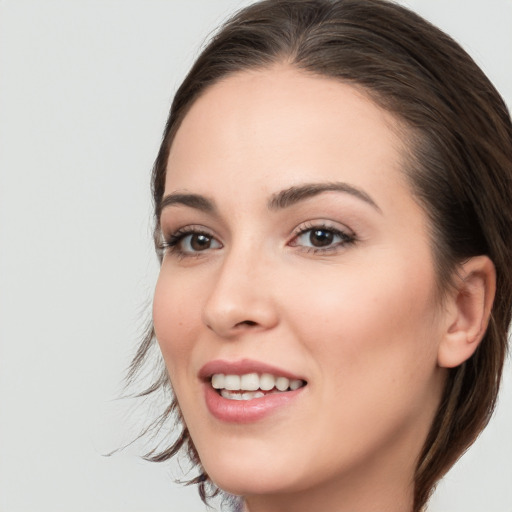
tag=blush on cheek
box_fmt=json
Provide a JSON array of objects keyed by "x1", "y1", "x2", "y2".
[{"x1": 153, "y1": 284, "x2": 180, "y2": 349}]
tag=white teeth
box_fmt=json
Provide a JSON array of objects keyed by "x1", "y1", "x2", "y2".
[
  {"x1": 244, "y1": 391, "x2": 265, "y2": 400},
  {"x1": 221, "y1": 390, "x2": 265, "y2": 400},
  {"x1": 240, "y1": 373, "x2": 260, "y2": 391},
  {"x1": 211, "y1": 374, "x2": 225, "y2": 389},
  {"x1": 259, "y1": 373, "x2": 275, "y2": 391},
  {"x1": 224, "y1": 374, "x2": 241, "y2": 391},
  {"x1": 211, "y1": 373, "x2": 305, "y2": 396},
  {"x1": 275, "y1": 376, "x2": 290, "y2": 391},
  {"x1": 220, "y1": 390, "x2": 242, "y2": 400},
  {"x1": 290, "y1": 379, "x2": 302, "y2": 391}
]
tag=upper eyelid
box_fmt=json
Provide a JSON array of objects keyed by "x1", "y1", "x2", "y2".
[
  {"x1": 163, "y1": 220, "x2": 354, "y2": 240},
  {"x1": 291, "y1": 219, "x2": 354, "y2": 236},
  {"x1": 163, "y1": 224, "x2": 217, "y2": 239}
]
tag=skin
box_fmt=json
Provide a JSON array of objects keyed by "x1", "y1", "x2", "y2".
[{"x1": 153, "y1": 65, "x2": 464, "y2": 512}]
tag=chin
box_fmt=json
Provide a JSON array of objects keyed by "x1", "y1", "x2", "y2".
[
  {"x1": 201, "y1": 449, "x2": 308, "y2": 496},
  {"x1": 210, "y1": 471, "x2": 302, "y2": 498}
]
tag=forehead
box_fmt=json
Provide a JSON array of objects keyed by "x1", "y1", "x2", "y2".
[{"x1": 165, "y1": 65, "x2": 411, "y2": 213}]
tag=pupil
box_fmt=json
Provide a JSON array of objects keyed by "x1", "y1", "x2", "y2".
[
  {"x1": 310, "y1": 229, "x2": 333, "y2": 247},
  {"x1": 191, "y1": 234, "x2": 211, "y2": 251}
]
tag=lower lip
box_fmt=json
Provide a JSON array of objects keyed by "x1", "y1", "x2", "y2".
[{"x1": 204, "y1": 383, "x2": 305, "y2": 423}]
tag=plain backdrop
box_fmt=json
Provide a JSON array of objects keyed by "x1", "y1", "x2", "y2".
[{"x1": 0, "y1": 1, "x2": 511, "y2": 511}]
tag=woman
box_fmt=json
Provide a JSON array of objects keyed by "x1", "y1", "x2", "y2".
[{"x1": 130, "y1": 1, "x2": 512, "y2": 511}]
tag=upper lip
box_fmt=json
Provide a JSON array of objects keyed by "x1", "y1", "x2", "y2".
[{"x1": 199, "y1": 358, "x2": 306, "y2": 382}]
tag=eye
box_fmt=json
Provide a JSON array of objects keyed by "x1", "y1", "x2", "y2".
[
  {"x1": 299, "y1": 228, "x2": 336, "y2": 248},
  {"x1": 164, "y1": 228, "x2": 222, "y2": 256},
  {"x1": 290, "y1": 224, "x2": 355, "y2": 252},
  {"x1": 180, "y1": 233, "x2": 221, "y2": 252}
]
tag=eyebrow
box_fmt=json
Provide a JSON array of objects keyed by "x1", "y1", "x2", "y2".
[
  {"x1": 159, "y1": 181, "x2": 381, "y2": 218},
  {"x1": 158, "y1": 192, "x2": 217, "y2": 217},
  {"x1": 267, "y1": 182, "x2": 381, "y2": 212}
]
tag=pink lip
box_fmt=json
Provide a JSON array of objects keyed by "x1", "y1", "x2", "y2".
[{"x1": 199, "y1": 359, "x2": 307, "y2": 423}]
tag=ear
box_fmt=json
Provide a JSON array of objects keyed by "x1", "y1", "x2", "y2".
[{"x1": 437, "y1": 256, "x2": 496, "y2": 368}]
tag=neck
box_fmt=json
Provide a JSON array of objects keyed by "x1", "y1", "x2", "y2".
[
  {"x1": 243, "y1": 476, "x2": 414, "y2": 512},
  {"x1": 244, "y1": 482, "x2": 413, "y2": 512}
]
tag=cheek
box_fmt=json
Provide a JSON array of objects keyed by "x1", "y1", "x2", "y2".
[
  {"x1": 152, "y1": 268, "x2": 201, "y2": 374},
  {"x1": 280, "y1": 258, "x2": 443, "y2": 462},
  {"x1": 284, "y1": 252, "x2": 441, "y2": 390}
]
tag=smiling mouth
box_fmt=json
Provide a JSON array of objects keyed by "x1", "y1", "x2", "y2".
[{"x1": 210, "y1": 373, "x2": 307, "y2": 401}]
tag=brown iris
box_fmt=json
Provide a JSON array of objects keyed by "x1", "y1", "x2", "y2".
[
  {"x1": 189, "y1": 233, "x2": 213, "y2": 251},
  {"x1": 309, "y1": 229, "x2": 334, "y2": 247}
]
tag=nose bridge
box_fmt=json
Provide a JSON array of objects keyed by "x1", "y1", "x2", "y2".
[{"x1": 202, "y1": 236, "x2": 278, "y2": 337}]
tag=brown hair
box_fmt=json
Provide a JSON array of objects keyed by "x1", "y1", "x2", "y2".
[{"x1": 130, "y1": 1, "x2": 512, "y2": 510}]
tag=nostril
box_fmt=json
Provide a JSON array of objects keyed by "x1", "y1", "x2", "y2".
[{"x1": 237, "y1": 320, "x2": 257, "y2": 327}]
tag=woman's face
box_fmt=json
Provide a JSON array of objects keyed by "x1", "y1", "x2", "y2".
[{"x1": 153, "y1": 66, "x2": 448, "y2": 504}]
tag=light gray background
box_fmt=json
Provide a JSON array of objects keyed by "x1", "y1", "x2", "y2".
[{"x1": 0, "y1": 1, "x2": 511, "y2": 511}]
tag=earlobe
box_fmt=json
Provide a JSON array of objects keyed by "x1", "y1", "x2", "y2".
[{"x1": 437, "y1": 256, "x2": 496, "y2": 369}]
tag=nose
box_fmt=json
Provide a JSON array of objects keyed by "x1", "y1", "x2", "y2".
[{"x1": 201, "y1": 246, "x2": 279, "y2": 338}]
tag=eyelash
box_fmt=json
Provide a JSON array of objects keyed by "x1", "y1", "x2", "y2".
[
  {"x1": 290, "y1": 222, "x2": 356, "y2": 254},
  {"x1": 162, "y1": 226, "x2": 220, "y2": 259},
  {"x1": 162, "y1": 223, "x2": 356, "y2": 258}
]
